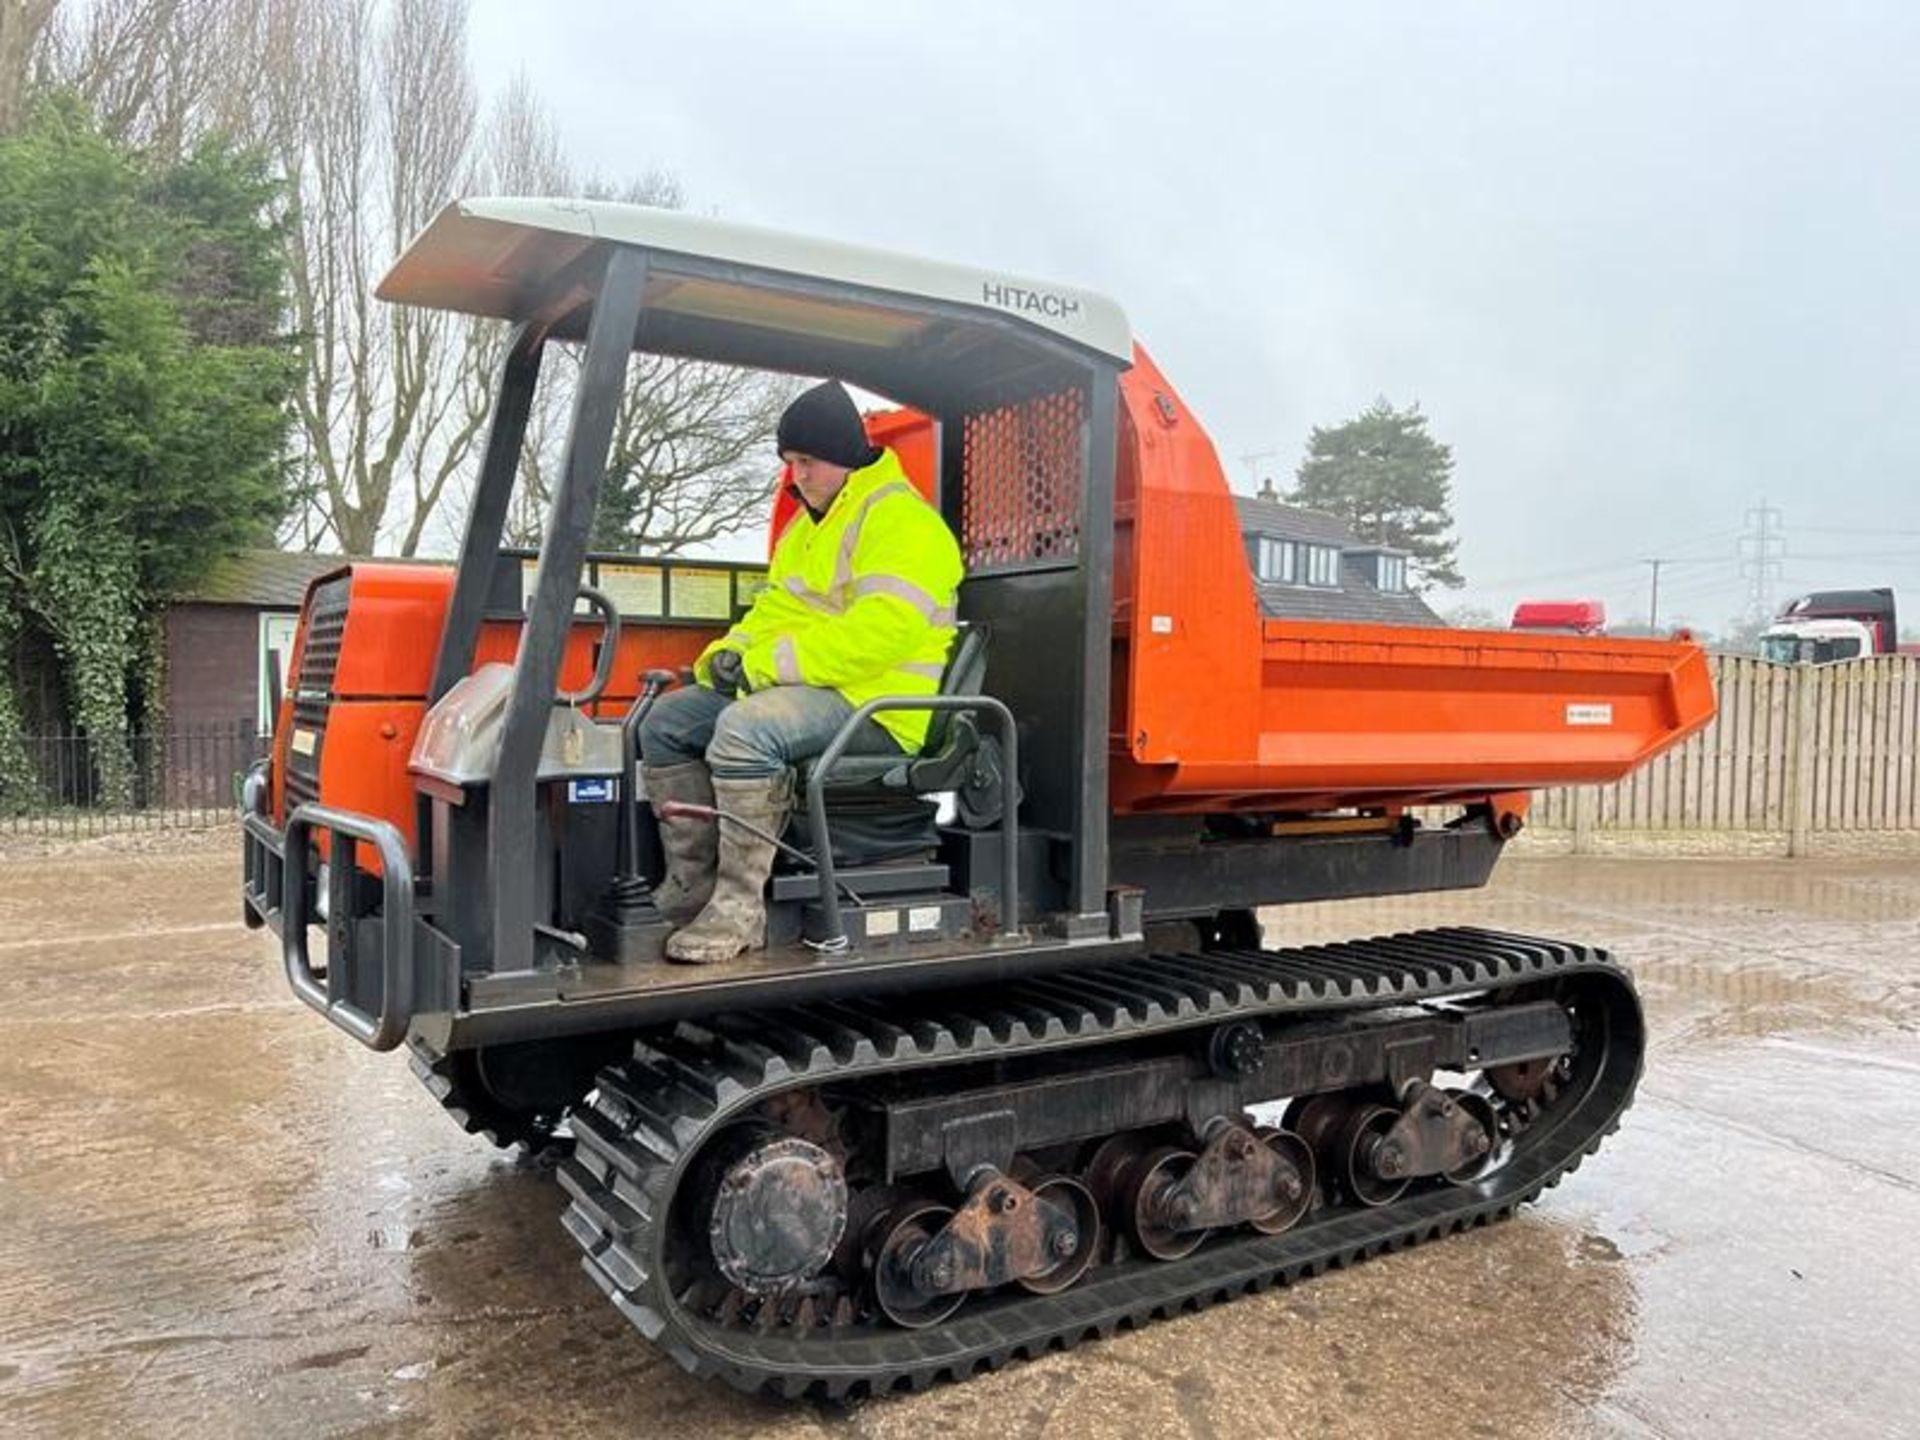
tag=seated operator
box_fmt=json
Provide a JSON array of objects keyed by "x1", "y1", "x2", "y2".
[{"x1": 638, "y1": 380, "x2": 964, "y2": 964}]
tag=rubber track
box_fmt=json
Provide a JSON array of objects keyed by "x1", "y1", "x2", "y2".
[
  {"x1": 408, "y1": 1040, "x2": 569, "y2": 1161},
  {"x1": 557, "y1": 926, "x2": 1643, "y2": 1399}
]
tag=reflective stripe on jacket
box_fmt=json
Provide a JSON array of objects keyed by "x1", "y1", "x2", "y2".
[{"x1": 695, "y1": 447, "x2": 964, "y2": 752}]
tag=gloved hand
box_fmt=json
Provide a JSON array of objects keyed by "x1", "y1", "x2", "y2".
[{"x1": 708, "y1": 647, "x2": 747, "y2": 698}]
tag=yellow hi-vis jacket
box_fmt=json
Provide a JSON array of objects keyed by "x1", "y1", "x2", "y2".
[{"x1": 695, "y1": 447, "x2": 964, "y2": 752}]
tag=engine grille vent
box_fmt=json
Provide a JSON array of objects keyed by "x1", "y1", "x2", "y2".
[
  {"x1": 283, "y1": 574, "x2": 351, "y2": 812},
  {"x1": 296, "y1": 577, "x2": 351, "y2": 697}
]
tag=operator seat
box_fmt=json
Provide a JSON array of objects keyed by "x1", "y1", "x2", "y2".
[{"x1": 784, "y1": 621, "x2": 1007, "y2": 866}]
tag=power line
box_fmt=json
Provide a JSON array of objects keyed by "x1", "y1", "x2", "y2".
[
  {"x1": 1473, "y1": 560, "x2": 1648, "y2": 591},
  {"x1": 1657, "y1": 571, "x2": 1750, "y2": 602},
  {"x1": 1796, "y1": 526, "x2": 1920, "y2": 539},
  {"x1": 1638, "y1": 556, "x2": 1732, "y2": 629},
  {"x1": 1474, "y1": 529, "x2": 1741, "y2": 591},
  {"x1": 1784, "y1": 550, "x2": 1920, "y2": 562}
]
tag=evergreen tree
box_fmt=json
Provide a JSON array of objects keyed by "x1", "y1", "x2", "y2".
[
  {"x1": 1290, "y1": 398, "x2": 1464, "y2": 589},
  {"x1": 0, "y1": 99, "x2": 294, "y2": 806}
]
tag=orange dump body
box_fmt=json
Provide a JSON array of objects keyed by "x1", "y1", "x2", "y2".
[
  {"x1": 815, "y1": 353, "x2": 1713, "y2": 814},
  {"x1": 1115, "y1": 617, "x2": 1715, "y2": 812},
  {"x1": 1108, "y1": 344, "x2": 1715, "y2": 814}
]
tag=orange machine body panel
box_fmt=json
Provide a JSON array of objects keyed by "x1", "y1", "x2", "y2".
[
  {"x1": 273, "y1": 561, "x2": 732, "y2": 863},
  {"x1": 270, "y1": 563, "x2": 456, "y2": 832},
  {"x1": 306, "y1": 701, "x2": 429, "y2": 867},
  {"x1": 1108, "y1": 343, "x2": 1716, "y2": 813}
]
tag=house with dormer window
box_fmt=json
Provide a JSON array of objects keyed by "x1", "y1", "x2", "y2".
[{"x1": 1234, "y1": 482, "x2": 1439, "y2": 626}]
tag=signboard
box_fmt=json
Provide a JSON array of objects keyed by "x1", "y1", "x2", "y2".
[
  {"x1": 522, "y1": 559, "x2": 593, "y2": 614},
  {"x1": 671, "y1": 567, "x2": 734, "y2": 621},
  {"x1": 258, "y1": 611, "x2": 300, "y2": 734},
  {"x1": 734, "y1": 568, "x2": 771, "y2": 610},
  {"x1": 596, "y1": 562, "x2": 665, "y2": 619},
  {"x1": 498, "y1": 552, "x2": 764, "y2": 624}
]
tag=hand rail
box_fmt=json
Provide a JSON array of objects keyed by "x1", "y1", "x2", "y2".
[
  {"x1": 281, "y1": 803, "x2": 416, "y2": 1052},
  {"x1": 805, "y1": 695, "x2": 1021, "y2": 951},
  {"x1": 556, "y1": 583, "x2": 622, "y2": 706}
]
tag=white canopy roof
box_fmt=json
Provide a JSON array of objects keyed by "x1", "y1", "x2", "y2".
[{"x1": 377, "y1": 197, "x2": 1133, "y2": 365}]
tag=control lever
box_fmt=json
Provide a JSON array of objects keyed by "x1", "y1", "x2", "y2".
[
  {"x1": 614, "y1": 670, "x2": 677, "y2": 875},
  {"x1": 598, "y1": 669, "x2": 679, "y2": 926}
]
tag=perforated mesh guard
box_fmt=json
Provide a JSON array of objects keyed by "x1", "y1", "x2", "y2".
[{"x1": 959, "y1": 385, "x2": 1085, "y2": 572}]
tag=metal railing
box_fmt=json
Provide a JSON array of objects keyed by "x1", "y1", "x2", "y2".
[{"x1": 0, "y1": 722, "x2": 269, "y2": 835}]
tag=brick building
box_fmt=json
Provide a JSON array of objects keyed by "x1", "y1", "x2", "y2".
[{"x1": 166, "y1": 548, "x2": 345, "y2": 734}]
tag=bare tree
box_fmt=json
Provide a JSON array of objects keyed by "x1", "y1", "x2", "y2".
[
  {"x1": 31, "y1": 0, "x2": 789, "y2": 560},
  {"x1": 473, "y1": 117, "x2": 791, "y2": 555},
  {"x1": 0, "y1": 0, "x2": 58, "y2": 134},
  {"x1": 484, "y1": 69, "x2": 567, "y2": 194},
  {"x1": 250, "y1": 0, "x2": 487, "y2": 555},
  {"x1": 266, "y1": 7, "x2": 787, "y2": 559},
  {"x1": 500, "y1": 347, "x2": 790, "y2": 554},
  {"x1": 39, "y1": 0, "x2": 246, "y2": 159},
  {"x1": 589, "y1": 355, "x2": 790, "y2": 554}
]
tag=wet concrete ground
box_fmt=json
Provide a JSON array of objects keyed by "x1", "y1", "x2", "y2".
[{"x1": 1, "y1": 832, "x2": 1915, "y2": 1439}]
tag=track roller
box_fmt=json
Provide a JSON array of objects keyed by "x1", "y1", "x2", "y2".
[
  {"x1": 1248, "y1": 1127, "x2": 1317, "y2": 1234},
  {"x1": 1289, "y1": 1078, "x2": 1504, "y2": 1205},
  {"x1": 1017, "y1": 1175, "x2": 1102, "y2": 1294},
  {"x1": 868, "y1": 1167, "x2": 1095, "y2": 1323},
  {"x1": 869, "y1": 1200, "x2": 964, "y2": 1329},
  {"x1": 1336, "y1": 1103, "x2": 1410, "y2": 1207},
  {"x1": 1087, "y1": 1137, "x2": 1208, "y2": 1261},
  {"x1": 1441, "y1": 1090, "x2": 1502, "y2": 1183}
]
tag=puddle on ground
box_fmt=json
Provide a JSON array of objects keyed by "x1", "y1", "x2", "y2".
[{"x1": 4, "y1": 838, "x2": 1917, "y2": 1437}]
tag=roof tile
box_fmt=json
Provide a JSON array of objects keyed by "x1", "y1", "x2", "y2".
[
  {"x1": 1235, "y1": 495, "x2": 1440, "y2": 627},
  {"x1": 1232, "y1": 495, "x2": 1354, "y2": 546},
  {"x1": 178, "y1": 549, "x2": 351, "y2": 608}
]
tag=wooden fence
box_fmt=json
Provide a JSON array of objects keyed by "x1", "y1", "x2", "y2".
[{"x1": 1528, "y1": 654, "x2": 1920, "y2": 854}]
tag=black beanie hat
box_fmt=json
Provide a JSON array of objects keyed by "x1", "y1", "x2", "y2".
[{"x1": 777, "y1": 380, "x2": 877, "y2": 470}]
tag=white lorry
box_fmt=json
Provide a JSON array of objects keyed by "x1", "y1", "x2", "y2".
[{"x1": 1758, "y1": 588, "x2": 1916, "y2": 664}]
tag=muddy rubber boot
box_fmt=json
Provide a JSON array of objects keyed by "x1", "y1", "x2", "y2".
[
  {"x1": 665, "y1": 771, "x2": 793, "y2": 965},
  {"x1": 642, "y1": 761, "x2": 719, "y2": 926}
]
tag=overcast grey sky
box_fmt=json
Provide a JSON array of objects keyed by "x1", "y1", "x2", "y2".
[{"x1": 469, "y1": 1, "x2": 1920, "y2": 630}]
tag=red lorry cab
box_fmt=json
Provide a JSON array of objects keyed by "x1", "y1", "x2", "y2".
[{"x1": 1511, "y1": 599, "x2": 1607, "y2": 636}]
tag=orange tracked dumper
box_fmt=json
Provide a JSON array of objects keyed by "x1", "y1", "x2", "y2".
[{"x1": 241, "y1": 199, "x2": 1712, "y2": 1398}]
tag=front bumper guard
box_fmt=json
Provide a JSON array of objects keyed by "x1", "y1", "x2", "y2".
[{"x1": 242, "y1": 766, "x2": 419, "y2": 1052}]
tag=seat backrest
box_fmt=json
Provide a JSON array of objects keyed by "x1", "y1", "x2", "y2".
[{"x1": 922, "y1": 621, "x2": 990, "y2": 753}]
